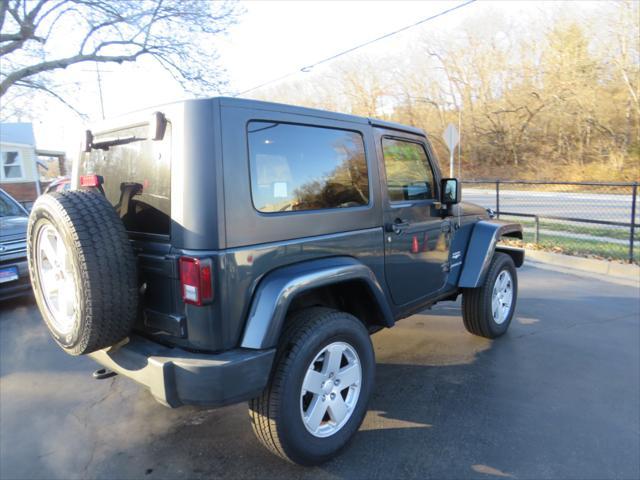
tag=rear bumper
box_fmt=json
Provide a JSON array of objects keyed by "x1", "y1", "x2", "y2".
[{"x1": 89, "y1": 335, "x2": 275, "y2": 408}]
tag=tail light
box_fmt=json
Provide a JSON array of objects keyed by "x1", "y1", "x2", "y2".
[
  {"x1": 179, "y1": 257, "x2": 213, "y2": 306},
  {"x1": 80, "y1": 174, "x2": 103, "y2": 187}
]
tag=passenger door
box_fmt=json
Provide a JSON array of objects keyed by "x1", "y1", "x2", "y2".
[{"x1": 376, "y1": 130, "x2": 452, "y2": 306}]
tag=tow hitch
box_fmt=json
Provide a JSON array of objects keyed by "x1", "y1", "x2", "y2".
[{"x1": 92, "y1": 368, "x2": 117, "y2": 380}]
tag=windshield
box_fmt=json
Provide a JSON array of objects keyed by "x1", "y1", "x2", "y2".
[
  {"x1": 80, "y1": 122, "x2": 171, "y2": 236},
  {"x1": 0, "y1": 190, "x2": 27, "y2": 218}
]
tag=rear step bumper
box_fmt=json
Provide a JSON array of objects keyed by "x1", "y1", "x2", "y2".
[{"x1": 89, "y1": 335, "x2": 275, "y2": 408}]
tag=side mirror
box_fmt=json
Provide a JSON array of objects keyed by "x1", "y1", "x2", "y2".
[{"x1": 440, "y1": 178, "x2": 460, "y2": 205}]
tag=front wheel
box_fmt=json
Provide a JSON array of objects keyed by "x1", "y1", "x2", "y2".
[
  {"x1": 462, "y1": 252, "x2": 518, "y2": 338},
  {"x1": 249, "y1": 307, "x2": 375, "y2": 465}
]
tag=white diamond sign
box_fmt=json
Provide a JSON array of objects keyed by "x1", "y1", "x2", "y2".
[{"x1": 443, "y1": 123, "x2": 459, "y2": 152}]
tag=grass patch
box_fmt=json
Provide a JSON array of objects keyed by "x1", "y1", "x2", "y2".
[
  {"x1": 501, "y1": 216, "x2": 639, "y2": 242},
  {"x1": 518, "y1": 231, "x2": 636, "y2": 262}
]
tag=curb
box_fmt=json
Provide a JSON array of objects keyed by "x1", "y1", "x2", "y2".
[{"x1": 524, "y1": 249, "x2": 640, "y2": 288}]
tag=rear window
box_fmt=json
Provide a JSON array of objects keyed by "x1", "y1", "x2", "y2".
[
  {"x1": 80, "y1": 123, "x2": 171, "y2": 236},
  {"x1": 247, "y1": 122, "x2": 369, "y2": 213}
]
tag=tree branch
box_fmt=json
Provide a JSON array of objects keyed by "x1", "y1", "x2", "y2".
[
  {"x1": 14, "y1": 78, "x2": 88, "y2": 119},
  {"x1": 0, "y1": 0, "x2": 239, "y2": 99},
  {"x1": 0, "y1": 49, "x2": 148, "y2": 96}
]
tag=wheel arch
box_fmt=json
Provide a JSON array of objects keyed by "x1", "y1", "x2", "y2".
[
  {"x1": 458, "y1": 220, "x2": 524, "y2": 289},
  {"x1": 240, "y1": 257, "x2": 394, "y2": 349}
]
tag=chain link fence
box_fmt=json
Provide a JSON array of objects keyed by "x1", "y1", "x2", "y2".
[{"x1": 461, "y1": 180, "x2": 639, "y2": 264}]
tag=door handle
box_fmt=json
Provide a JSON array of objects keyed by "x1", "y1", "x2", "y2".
[{"x1": 386, "y1": 218, "x2": 410, "y2": 234}]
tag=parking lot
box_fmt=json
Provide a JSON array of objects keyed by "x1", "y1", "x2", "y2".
[{"x1": 1, "y1": 264, "x2": 638, "y2": 480}]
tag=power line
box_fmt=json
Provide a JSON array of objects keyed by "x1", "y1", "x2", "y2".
[{"x1": 233, "y1": 0, "x2": 477, "y2": 97}]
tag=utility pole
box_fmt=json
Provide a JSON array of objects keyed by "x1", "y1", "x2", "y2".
[
  {"x1": 95, "y1": 62, "x2": 105, "y2": 120},
  {"x1": 443, "y1": 123, "x2": 460, "y2": 178},
  {"x1": 457, "y1": 108, "x2": 462, "y2": 179}
]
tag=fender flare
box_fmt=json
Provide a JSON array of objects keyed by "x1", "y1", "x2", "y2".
[
  {"x1": 240, "y1": 257, "x2": 394, "y2": 349},
  {"x1": 458, "y1": 220, "x2": 524, "y2": 289}
]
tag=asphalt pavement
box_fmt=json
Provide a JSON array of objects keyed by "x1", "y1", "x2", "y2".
[{"x1": 1, "y1": 265, "x2": 639, "y2": 480}]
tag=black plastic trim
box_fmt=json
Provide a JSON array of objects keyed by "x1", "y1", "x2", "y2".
[{"x1": 89, "y1": 335, "x2": 275, "y2": 408}]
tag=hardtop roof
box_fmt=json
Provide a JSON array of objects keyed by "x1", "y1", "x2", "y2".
[
  {"x1": 87, "y1": 96, "x2": 427, "y2": 138},
  {"x1": 216, "y1": 97, "x2": 426, "y2": 137}
]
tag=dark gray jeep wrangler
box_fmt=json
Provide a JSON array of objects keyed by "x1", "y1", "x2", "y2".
[{"x1": 28, "y1": 97, "x2": 523, "y2": 465}]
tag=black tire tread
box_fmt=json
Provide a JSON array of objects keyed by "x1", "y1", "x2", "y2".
[
  {"x1": 248, "y1": 307, "x2": 357, "y2": 464},
  {"x1": 28, "y1": 190, "x2": 137, "y2": 355},
  {"x1": 461, "y1": 252, "x2": 516, "y2": 339}
]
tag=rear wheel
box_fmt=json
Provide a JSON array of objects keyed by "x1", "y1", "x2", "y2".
[
  {"x1": 462, "y1": 252, "x2": 517, "y2": 338},
  {"x1": 249, "y1": 307, "x2": 375, "y2": 465},
  {"x1": 28, "y1": 191, "x2": 138, "y2": 355}
]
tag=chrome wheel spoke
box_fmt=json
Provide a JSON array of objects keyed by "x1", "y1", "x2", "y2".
[
  {"x1": 305, "y1": 396, "x2": 328, "y2": 433},
  {"x1": 58, "y1": 288, "x2": 70, "y2": 315},
  {"x1": 504, "y1": 289, "x2": 513, "y2": 307},
  {"x1": 324, "y1": 343, "x2": 345, "y2": 375},
  {"x1": 328, "y1": 396, "x2": 348, "y2": 424},
  {"x1": 50, "y1": 291, "x2": 60, "y2": 310},
  {"x1": 337, "y1": 364, "x2": 359, "y2": 388},
  {"x1": 42, "y1": 270, "x2": 58, "y2": 294},
  {"x1": 41, "y1": 234, "x2": 58, "y2": 265},
  {"x1": 302, "y1": 369, "x2": 325, "y2": 395},
  {"x1": 497, "y1": 272, "x2": 506, "y2": 291}
]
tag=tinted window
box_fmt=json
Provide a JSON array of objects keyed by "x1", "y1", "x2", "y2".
[
  {"x1": 382, "y1": 138, "x2": 436, "y2": 202},
  {"x1": 248, "y1": 122, "x2": 369, "y2": 213},
  {"x1": 81, "y1": 123, "x2": 171, "y2": 235}
]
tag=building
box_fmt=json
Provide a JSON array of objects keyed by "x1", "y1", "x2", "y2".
[{"x1": 0, "y1": 123, "x2": 66, "y2": 204}]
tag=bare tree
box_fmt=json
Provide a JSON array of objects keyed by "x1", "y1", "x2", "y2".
[
  {"x1": 247, "y1": 2, "x2": 639, "y2": 182},
  {"x1": 0, "y1": 0, "x2": 239, "y2": 103}
]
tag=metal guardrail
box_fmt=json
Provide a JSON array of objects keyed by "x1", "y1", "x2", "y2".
[{"x1": 461, "y1": 180, "x2": 639, "y2": 263}]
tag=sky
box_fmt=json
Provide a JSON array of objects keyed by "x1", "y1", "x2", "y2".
[{"x1": 14, "y1": 0, "x2": 605, "y2": 161}]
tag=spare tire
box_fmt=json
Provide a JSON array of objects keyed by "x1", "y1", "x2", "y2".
[{"x1": 27, "y1": 190, "x2": 138, "y2": 355}]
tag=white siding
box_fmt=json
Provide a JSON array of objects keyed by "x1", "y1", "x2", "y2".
[{"x1": 0, "y1": 142, "x2": 37, "y2": 182}]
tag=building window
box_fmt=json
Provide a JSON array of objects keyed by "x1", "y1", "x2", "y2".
[
  {"x1": 1, "y1": 151, "x2": 24, "y2": 179},
  {"x1": 248, "y1": 122, "x2": 369, "y2": 213}
]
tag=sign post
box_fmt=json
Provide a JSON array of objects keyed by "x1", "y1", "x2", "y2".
[{"x1": 442, "y1": 123, "x2": 459, "y2": 177}]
